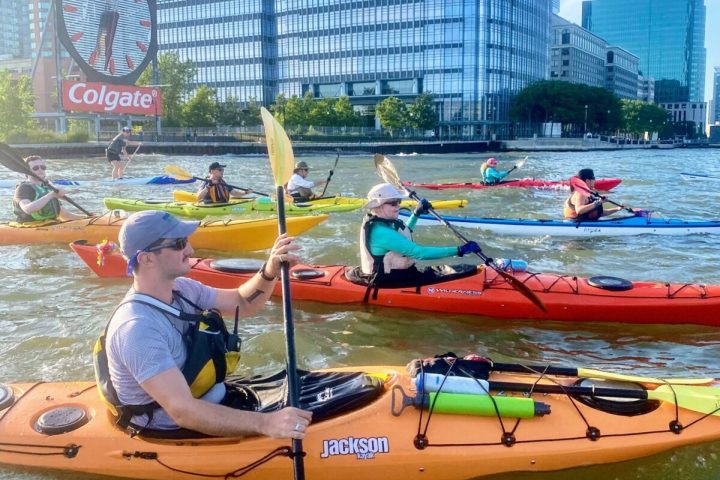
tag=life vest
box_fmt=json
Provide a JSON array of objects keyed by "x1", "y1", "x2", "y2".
[
  {"x1": 12, "y1": 182, "x2": 60, "y2": 222},
  {"x1": 106, "y1": 133, "x2": 125, "y2": 155},
  {"x1": 480, "y1": 163, "x2": 489, "y2": 183},
  {"x1": 359, "y1": 214, "x2": 415, "y2": 275},
  {"x1": 564, "y1": 191, "x2": 603, "y2": 221},
  {"x1": 204, "y1": 180, "x2": 231, "y2": 204},
  {"x1": 93, "y1": 292, "x2": 240, "y2": 433}
]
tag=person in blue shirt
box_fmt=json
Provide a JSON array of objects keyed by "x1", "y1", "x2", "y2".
[
  {"x1": 359, "y1": 183, "x2": 481, "y2": 286},
  {"x1": 480, "y1": 157, "x2": 510, "y2": 184}
]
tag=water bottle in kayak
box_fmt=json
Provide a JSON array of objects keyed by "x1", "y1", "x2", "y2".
[
  {"x1": 494, "y1": 258, "x2": 528, "y2": 272},
  {"x1": 415, "y1": 373, "x2": 490, "y2": 395}
]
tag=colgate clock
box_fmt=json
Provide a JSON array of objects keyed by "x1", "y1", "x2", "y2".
[{"x1": 56, "y1": 0, "x2": 158, "y2": 85}]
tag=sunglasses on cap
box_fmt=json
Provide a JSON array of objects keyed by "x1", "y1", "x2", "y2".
[
  {"x1": 31, "y1": 165, "x2": 47, "y2": 171},
  {"x1": 145, "y1": 237, "x2": 188, "y2": 253},
  {"x1": 384, "y1": 199, "x2": 401, "y2": 207}
]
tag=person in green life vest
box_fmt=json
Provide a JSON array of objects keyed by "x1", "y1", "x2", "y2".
[
  {"x1": 480, "y1": 157, "x2": 510, "y2": 184},
  {"x1": 12, "y1": 156, "x2": 85, "y2": 223}
]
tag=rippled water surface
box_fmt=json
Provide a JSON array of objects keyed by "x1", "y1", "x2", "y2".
[{"x1": 1, "y1": 148, "x2": 720, "y2": 479}]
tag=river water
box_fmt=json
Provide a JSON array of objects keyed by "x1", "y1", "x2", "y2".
[{"x1": 1, "y1": 148, "x2": 720, "y2": 479}]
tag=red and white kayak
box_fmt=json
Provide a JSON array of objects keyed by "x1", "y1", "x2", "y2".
[
  {"x1": 402, "y1": 177, "x2": 622, "y2": 191},
  {"x1": 70, "y1": 240, "x2": 720, "y2": 327}
]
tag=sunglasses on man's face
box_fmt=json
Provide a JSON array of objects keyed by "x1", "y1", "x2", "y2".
[
  {"x1": 31, "y1": 165, "x2": 47, "y2": 171},
  {"x1": 384, "y1": 199, "x2": 401, "y2": 207},
  {"x1": 146, "y1": 237, "x2": 188, "y2": 253}
]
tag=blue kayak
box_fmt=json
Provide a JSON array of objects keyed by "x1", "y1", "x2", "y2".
[
  {"x1": 400, "y1": 211, "x2": 720, "y2": 236},
  {"x1": 0, "y1": 175, "x2": 194, "y2": 188}
]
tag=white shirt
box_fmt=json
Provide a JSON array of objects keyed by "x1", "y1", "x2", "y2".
[{"x1": 287, "y1": 173, "x2": 316, "y2": 194}]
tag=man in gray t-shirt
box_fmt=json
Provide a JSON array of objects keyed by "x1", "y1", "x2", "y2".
[{"x1": 101, "y1": 210, "x2": 311, "y2": 439}]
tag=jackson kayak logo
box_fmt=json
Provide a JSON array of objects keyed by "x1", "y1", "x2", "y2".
[
  {"x1": 426, "y1": 287, "x2": 482, "y2": 296},
  {"x1": 320, "y1": 436, "x2": 389, "y2": 459}
]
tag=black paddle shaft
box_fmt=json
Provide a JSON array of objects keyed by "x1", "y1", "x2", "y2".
[
  {"x1": 320, "y1": 149, "x2": 340, "y2": 198},
  {"x1": 0, "y1": 143, "x2": 93, "y2": 216}
]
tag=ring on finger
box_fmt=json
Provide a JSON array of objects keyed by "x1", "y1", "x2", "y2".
[{"x1": 294, "y1": 422, "x2": 302, "y2": 431}]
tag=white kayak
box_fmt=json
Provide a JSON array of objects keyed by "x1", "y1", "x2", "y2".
[
  {"x1": 400, "y1": 211, "x2": 720, "y2": 237},
  {"x1": 0, "y1": 175, "x2": 195, "y2": 188}
]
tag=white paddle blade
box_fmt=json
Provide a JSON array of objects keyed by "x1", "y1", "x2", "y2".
[
  {"x1": 515, "y1": 156, "x2": 528, "y2": 170},
  {"x1": 260, "y1": 107, "x2": 295, "y2": 187},
  {"x1": 373, "y1": 154, "x2": 404, "y2": 190}
]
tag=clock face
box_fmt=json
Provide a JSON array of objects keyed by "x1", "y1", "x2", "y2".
[{"x1": 56, "y1": 0, "x2": 158, "y2": 85}]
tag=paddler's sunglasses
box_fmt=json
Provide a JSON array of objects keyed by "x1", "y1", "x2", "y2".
[
  {"x1": 384, "y1": 199, "x2": 401, "y2": 207},
  {"x1": 31, "y1": 165, "x2": 47, "y2": 171},
  {"x1": 146, "y1": 237, "x2": 188, "y2": 253}
]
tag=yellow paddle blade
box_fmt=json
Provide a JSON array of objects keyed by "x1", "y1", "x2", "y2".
[
  {"x1": 373, "y1": 154, "x2": 404, "y2": 191},
  {"x1": 578, "y1": 368, "x2": 715, "y2": 386},
  {"x1": 649, "y1": 384, "x2": 720, "y2": 415},
  {"x1": 164, "y1": 165, "x2": 193, "y2": 180},
  {"x1": 260, "y1": 107, "x2": 294, "y2": 187}
]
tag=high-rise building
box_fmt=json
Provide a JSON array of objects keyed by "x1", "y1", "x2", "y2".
[
  {"x1": 713, "y1": 67, "x2": 720, "y2": 123},
  {"x1": 0, "y1": 0, "x2": 29, "y2": 59},
  {"x1": 157, "y1": 0, "x2": 552, "y2": 138},
  {"x1": 550, "y1": 15, "x2": 639, "y2": 99},
  {"x1": 585, "y1": 0, "x2": 706, "y2": 103}
]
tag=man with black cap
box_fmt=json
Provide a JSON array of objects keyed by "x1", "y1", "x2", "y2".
[
  {"x1": 94, "y1": 210, "x2": 311, "y2": 438},
  {"x1": 286, "y1": 161, "x2": 326, "y2": 201},
  {"x1": 197, "y1": 161, "x2": 253, "y2": 204},
  {"x1": 564, "y1": 168, "x2": 622, "y2": 221},
  {"x1": 106, "y1": 126, "x2": 141, "y2": 180}
]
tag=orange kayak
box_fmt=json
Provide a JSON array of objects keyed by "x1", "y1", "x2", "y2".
[
  {"x1": 0, "y1": 213, "x2": 328, "y2": 251},
  {"x1": 70, "y1": 241, "x2": 720, "y2": 326},
  {"x1": 2, "y1": 365, "x2": 720, "y2": 480}
]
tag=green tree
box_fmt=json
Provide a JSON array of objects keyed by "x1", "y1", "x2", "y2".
[
  {"x1": 334, "y1": 96, "x2": 361, "y2": 127},
  {"x1": 283, "y1": 92, "x2": 313, "y2": 132},
  {"x1": 0, "y1": 71, "x2": 35, "y2": 140},
  {"x1": 510, "y1": 80, "x2": 622, "y2": 134},
  {"x1": 137, "y1": 52, "x2": 197, "y2": 127},
  {"x1": 408, "y1": 92, "x2": 438, "y2": 131},
  {"x1": 216, "y1": 95, "x2": 243, "y2": 127},
  {"x1": 270, "y1": 93, "x2": 288, "y2": 126},
  {"x1": 242, "y1": 97, "x2": 262, "y2": 126},
  {"x1": 376, "y1": 96, "x2": 408, "y2": 135},
  {"x1": 621, "y1": 99, "x2": 670, "y2": 138},
  {"x1": 181, "y1": 85, "x2": 218, "y2": 127}
]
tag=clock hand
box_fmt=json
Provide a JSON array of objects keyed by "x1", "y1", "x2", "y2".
[{"x1": 97, "y1": 10, "x2": 120, "y2": 72}]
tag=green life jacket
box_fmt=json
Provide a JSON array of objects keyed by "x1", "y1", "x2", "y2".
[
  {"x1": 13, "y1": 182, "x2": 60, "y2": 222},
  {"x1": 93, "y1": 291, "x2": 241, "y2": 434}
]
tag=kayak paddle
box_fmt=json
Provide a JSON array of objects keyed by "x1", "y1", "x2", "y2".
[
  {"x1": 0, "y1": 142, "x2": 93, "y2": 217},
  {"x1": 124, "y1": 143, "x2": 142, "y2": 171},
  {"x1": 488, "y1": 361, "x2": 715, "y2": 386},
  {"x1": 373, "y1": 153, "x2": 546, "y2": 312},
  {"x1": 569, "y1": 176, "x2": 635, "y2": 214},
  {"x1": 505, "y1": 156, "x2": 528, "y2": 177},
  {"x1": 319, "y1": 149, "x2": 340, "y2": 198},
  {"x1": 164, "y1": 165, "x2": 270, "y2": 197},
  {"x1": 260, "y1": 107, "x2": 305, "y2": 480}
]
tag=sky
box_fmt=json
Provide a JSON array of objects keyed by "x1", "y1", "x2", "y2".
[{"x1": 559, "y1": 0, "x2": 719, "y2": 101}]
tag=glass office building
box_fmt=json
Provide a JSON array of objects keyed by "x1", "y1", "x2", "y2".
[
  {"x1": 158, "y1": 0, "x2": 551, "y2": 138},
  {"x1": 0, "y1": 0, "x2": 29, "y2": 59},
  {"x1": 585, "y1": 0, "x2": 706, "y2": 103}
]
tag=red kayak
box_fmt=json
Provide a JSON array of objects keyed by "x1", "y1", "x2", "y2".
[
  {"x1": 70, "y1": 240, "x2": 720, "y2": 326},
  {"x1": 402, "y1": 178, "x2": 622, "y2": 191}
]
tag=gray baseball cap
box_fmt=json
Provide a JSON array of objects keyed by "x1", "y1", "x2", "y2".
[{"x1": 119, "y1": 210, "x2": 199, "y2": 261}]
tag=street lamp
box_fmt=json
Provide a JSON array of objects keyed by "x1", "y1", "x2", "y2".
[
  {"x1": 584, "y1": 104, "x2": 588, "y2": 135},
  {"x1": 146, "y1": 84, "x2": 170, "y2": 141}
]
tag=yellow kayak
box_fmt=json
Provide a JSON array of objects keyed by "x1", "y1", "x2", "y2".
[
  {"x1": 172, "y1": 190, "x2": 468, "y2": 212},
  {"x1": 0, "y1": 212, "x2": 328, "y2": 251}
]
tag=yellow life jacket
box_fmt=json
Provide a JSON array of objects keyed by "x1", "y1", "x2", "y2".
[{"x1": 93, "y1": 292, "x2": 240, "y2": 433}]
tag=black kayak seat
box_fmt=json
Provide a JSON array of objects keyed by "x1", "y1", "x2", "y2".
[
  {"x1": 586, "y1": 276, "x2": 634, "y2": 291},
  {"x1": 345, "y1": 264, "x2": 479, "y2": 288},
  {"x1": 210, "y1": 258, "x2": 265, "y2": 273}
]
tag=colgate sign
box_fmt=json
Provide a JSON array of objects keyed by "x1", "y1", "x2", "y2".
[{"x1": 62, "y1": 80, "x2": 162, "y2": 115}]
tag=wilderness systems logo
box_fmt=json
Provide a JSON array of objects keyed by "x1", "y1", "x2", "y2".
[
  {"x1": 62, "y1": 80, "x2": 162, "y2": 115},
  {"x1": 320, "y1": 436, "x2": 389, "y2": 459},
  {"x1": 426, "y1": 287, "x2": 482, "y2": 296}
]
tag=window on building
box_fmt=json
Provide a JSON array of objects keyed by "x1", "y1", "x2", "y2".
[
  {"x1": 349, "y1": 81, "x2": 376, "y2": 96},
  {"x1": 381, "y1": 79, "x2": 413, "y2": 95}
]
